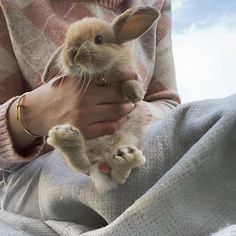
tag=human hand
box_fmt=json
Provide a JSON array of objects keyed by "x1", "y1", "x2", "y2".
[
  {"x1": 72, "y1": 71, "x2": 138, "y2": 138},
  {"x1": 21, "y1": 71, "x2": 138, "y2": 139}
]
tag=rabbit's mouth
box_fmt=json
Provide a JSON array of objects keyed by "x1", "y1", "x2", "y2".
[
  {"x1": 74, "y1": 52, "x2": 113, "y2": 75},
  {"x1": 65, "y1": 43, "x2": 116, "y2": 76}
]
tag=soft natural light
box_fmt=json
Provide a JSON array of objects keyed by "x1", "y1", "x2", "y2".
[{"x1": 172, "y1": 0, "x2": 236, "y2": 103}]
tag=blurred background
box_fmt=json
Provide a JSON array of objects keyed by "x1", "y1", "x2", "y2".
[{"x1": 172, "y1": 0, "x2": 236, "y2": 103}]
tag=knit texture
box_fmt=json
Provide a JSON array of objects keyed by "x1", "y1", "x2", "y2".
[
  {"x1": 1, "y1": 94, "x2": 236, "y2": 235},
  {"x1": 0, "y1": 0, "x2": 179, "y2": 168},
  {"x1": 0, "y1": 97, "x2": 44, "y2": 168}
]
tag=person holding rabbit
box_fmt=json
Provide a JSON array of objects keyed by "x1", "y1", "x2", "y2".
[
  {"x1": 0, "y1": 0, "x2": 179, "y2": 168},
  {"x1": 0, "y1": 1, "x2": 178, "y2": 180},
  {"x1": 1, "y1": 1, "x2": 235, "y2": 235},
  {"x1": 0, "y1": 0, "x2": 180, "y2": 233}
]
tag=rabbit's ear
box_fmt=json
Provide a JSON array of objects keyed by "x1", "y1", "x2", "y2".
[
  {"x1": 41, "y1": 44, "x2": 64, "y2": 83},
  {"x1": 111, "y1": 7, "x2": 159, "y2": 44}
]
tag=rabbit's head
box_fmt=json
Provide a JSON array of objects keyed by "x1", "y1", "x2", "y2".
[{"x1": 42, "y1": 7, "x2": 159, "y2": 82}]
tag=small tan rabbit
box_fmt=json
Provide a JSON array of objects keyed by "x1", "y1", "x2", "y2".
[{"x1": 42, "y1": 7, "x2": 159, "y2": 193}]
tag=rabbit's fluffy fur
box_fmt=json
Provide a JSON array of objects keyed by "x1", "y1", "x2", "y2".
[{"x1": 43, "y1": 7, "x2": 159, "y2": 193}]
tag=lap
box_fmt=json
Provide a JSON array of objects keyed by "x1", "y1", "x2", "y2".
[
  {"x1": 0, "y1": 121, "x2": 167, "y2": 226},
  {"x1": 1, "y1": 94, "x2": 236, "y2": 235}
]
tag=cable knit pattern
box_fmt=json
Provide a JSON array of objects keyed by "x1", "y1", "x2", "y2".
[
  {"x1": 96, "y1": 0, "x2": 124, "y2": 9},
  {"x1": 0, "y1": 97, "x2": 44, "y2": 168},
  {"x1": 0, "y1": 0, "x2": 179, "y2": 168},
  {"x1": 0, "y1": 98, "x2": 18, "y2": 163},
  {"x1": 1, "y1": 95, "x2": 236, "y2": 235}
]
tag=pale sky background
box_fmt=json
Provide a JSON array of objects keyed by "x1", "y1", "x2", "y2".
[{"x1": 172, "y1": 0, "x2": 236, "y2": 103}]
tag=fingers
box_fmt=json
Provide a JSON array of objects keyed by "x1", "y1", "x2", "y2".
[
  {"x1": 51, "y1": 72, "x2": 138, "y2": 104},
  {"x1": 94, "y1": 71, "x2": 138, "y2": 86},
  {"x1": 84, "y1": 84, "x2": 128, "y2": 104},
  {"x1": 78, "y1": 102, "x2": 135, "y2": 138},
  {"x1": 49, "y1": 71, "x2": 138, "y2": 90},
  {"x1": 94, "y1": 102, "x2": 135, "y2": 122},
  {"x1": 87, "y1": 71, "x2": 138, "y2": 104},
  {"x1": 82, "y1": 116, "x2": 128, "y2": 139},
  {"x1": 80, "y1": 102, "x2": 134, "y2": 125}
]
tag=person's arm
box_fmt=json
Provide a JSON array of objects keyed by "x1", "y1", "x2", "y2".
[
  {"x1": 0, "y1": 8, "x2": 45, "y2": 168},
  {"x1": 0, "y1": 2, "x2": 139, "y2": 170},
  {"x1": 141, "y1": 0, "x2": 180, "y2": 123}
]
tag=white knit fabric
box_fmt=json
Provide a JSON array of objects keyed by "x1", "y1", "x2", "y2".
[{"x1": 1, "y1": 94, "x2": 236, "y2": 235}]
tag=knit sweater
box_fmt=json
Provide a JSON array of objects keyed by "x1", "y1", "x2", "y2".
[{"x1": 0, "y1": 0, "x2": 180, "y2": 168}]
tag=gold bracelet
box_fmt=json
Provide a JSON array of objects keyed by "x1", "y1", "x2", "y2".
[{"x1": 16, "y1": 93, "x2": 41, "y2": 137}]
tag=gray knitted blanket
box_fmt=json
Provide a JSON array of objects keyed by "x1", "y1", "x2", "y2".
[{"x1": 1, "y1": 94, "x2": 236, "y2": 236}]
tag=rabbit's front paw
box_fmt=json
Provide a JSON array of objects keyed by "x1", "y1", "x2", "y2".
[
  {"x1": 112, "y1": 145, "x2": 146, "y2": 169},
  {"x1": 121, "y1": 80, "x2": 144, "y2": 103},
  {"x1": 47, "y1": 124, "x2": 89, "y2": 173},
  {"x1": 47, "y1": 123, "x2": 80, "y2": 147}
]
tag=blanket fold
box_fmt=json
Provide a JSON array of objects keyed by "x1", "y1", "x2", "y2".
[{"x1": 1, "y1": 94, "x2": 236, "y2": 235}]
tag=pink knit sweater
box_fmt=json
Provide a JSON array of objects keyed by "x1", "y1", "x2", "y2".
[{"x1": 0, "y1": 0, "x2": 180, "y2": 168}]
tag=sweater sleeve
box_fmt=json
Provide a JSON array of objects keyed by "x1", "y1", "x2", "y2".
[
  {"x1": 0, "y1": 7, "x2": 44, "y2": 169},
  {"x1": 142, "y1": 0, "x2": 181, "y2": 123}
]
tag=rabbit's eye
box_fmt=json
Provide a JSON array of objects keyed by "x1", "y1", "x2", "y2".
[{"x1": 94, "y1": 35, "x2": 103, "y2": 44}]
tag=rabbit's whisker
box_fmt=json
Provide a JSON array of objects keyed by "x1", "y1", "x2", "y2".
[
  {"x1": 44, "y1": 66, "x2": 64, "y2": 82},
  {"x1": 77, "y1": 74, "x2": 93, "y2": 103},
  {"x1": 77, "y1": 76, "x2": 87, "y2": 96}
]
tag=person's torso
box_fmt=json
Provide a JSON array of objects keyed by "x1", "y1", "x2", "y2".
[{"x1": 1, "y1": 0, "x2": 159, "y2": 92}]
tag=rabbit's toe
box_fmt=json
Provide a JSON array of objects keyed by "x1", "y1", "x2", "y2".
[
  {"x1": 47, "y1": 123, "x2": 80, "y2": 147},
  {"x1": 112, "y1": 145, "x2": 146, "y2": 168},
  {"x1": 127, "y1": 86, "x2": 144, "y2": 103},
  {"x1": 121, "y1": 80, "x2": 144, "y2": 103}
]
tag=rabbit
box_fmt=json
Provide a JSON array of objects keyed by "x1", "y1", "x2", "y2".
[{"x1": 42, "y1": 6, "x2": 159, "y2": 193}]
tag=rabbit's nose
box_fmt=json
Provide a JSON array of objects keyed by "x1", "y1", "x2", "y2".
[
  {"x1": 68, "y1": 48, "x2": 79, "y2": 65},
  {"x1": 70, "y1": 48, "x2": 78, "y2": 60},
  {"x1": 72, "y1": 50, "x2": 80, "y2": 63},
  {"x1": 74, "y1": 50, "x2": 82, "y2": 61}
]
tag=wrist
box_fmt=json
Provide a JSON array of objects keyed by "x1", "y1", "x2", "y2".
[
  {"x1": 8, "y1": 97, "x2": 39, "y2": 152},
  {"x1": 16, "y1": 93, "x2": 41, "y2": 137},
  {"x1": 22, "y1": 84, "x2": 60, "y2": 137}
]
